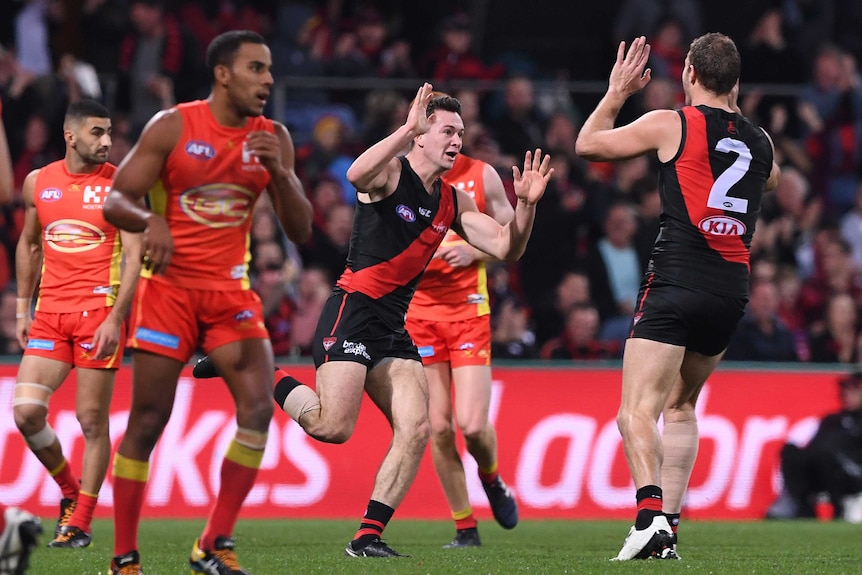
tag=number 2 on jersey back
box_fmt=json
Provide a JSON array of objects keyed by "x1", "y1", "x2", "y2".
[{"x1": 707, "y1": 137, "x2": 751, "y2": 214}]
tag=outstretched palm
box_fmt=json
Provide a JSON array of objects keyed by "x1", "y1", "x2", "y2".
[{"x1": 513, "y1": 149, "x2": 554, "y2": 204}]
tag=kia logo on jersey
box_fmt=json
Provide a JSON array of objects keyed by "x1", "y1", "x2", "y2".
[
  {"x1": 44, "y1": 219, "x2": 106, "y2": 252},
  {"x1": 185, "y1": 141, "x2": 215, "y2": 160},
  {"x1": 179, "y1": 184, "x2": 255, "y2": 228},
  {"x1": 39, "y1": 188, "x2": 62, "y2": 202},
  {"x1": 396, "y1": 204, "x2": 416, "y2": 222},
  {"x1": 698, "y1": 215, "x2": 747, "y2": 236}
]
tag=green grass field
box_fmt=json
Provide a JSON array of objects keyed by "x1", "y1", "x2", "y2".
[{"x1": 26, "y1": 518, "x2": 862, "y2": 574}]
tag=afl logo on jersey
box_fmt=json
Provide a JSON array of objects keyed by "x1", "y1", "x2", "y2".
[
  {"x1": 698, "y1": 215, "x2": 747, "y2": 236},
  {"x1": 44, "y1": 219, "x2": 106, "y2": 252},
  {"x1": 40, "y1": 188, "x2": 62, "y2": 202},
  {"x1": 396, "y1": 204, "x2": 416, "y2": 222},
  {"x1": 180, "y1": 184, "x2": 255, "y2": 228},
  {"x1": 185, "y1": 141, "x2": 215, "y2": 160}
]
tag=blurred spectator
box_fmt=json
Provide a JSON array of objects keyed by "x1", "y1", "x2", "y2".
[
  {"x1": 178, "y1": 0, "x2": 268, "y2": 51},
  {"x1": 756, "y1": 166, "x2": 822, "y2": 274},
  {"x1": 724, "y1": 279, "x2": 800, "y2": 362},
  {"x1": 12, "y1": 114, "x2": 60, "y2": 196},
  {"x1": 360, "y1": 89, "x2": 409, "y2": 149},
  {"x1": 766, "y1": 371, "x2": 862, "y2": 521},
  {"x1": 518, "y1": 153, "x2": 594, "y2": 308},
  {"x1": 79, "y1": 0, "x2": 131, "y2": 78},
  {"x1": 14, "y1": 0, "x2": 52, "y2": 78},
  {"x1": 329, "y1": 8, "x2": 411, "y2": 78},
  {"x1": 299, "y1": 202, "x2": 353, "y2": 284},
  {"x1": 309, "y1": 175, "x2": 346, "y2": 228},
  {"x1": 106, "y1": 114, "x2": 133, "y2": 166},
  {"x1": 539, "y1": 302, "x2": 621, "y2": 360},
  {"x1": 807, "y1": 292, "x2": 862, "y2": 363},
  {"x1": 739, "y1": 8, "x2": 805, "y2": 138},
  {"x1": 251, "y1": 239, "x2": 297, "y2": 357},
  {"x1": 296, "y1": 114, "x2": 357, "y2": 204},
  {"x1": 289, "y1": 265, "x2": 333, "y2": 356},
  {"x1": 613, "y1": 0, "x2": 701, "y2": 45},
  {"x1": 419, "y1": 12, "x2": 504, "y2": 83},
  {"x1": 647, "y1": 17, "x2": 687, "y2": 81},
  {"x1": 491, "y1": 296, "x2": 538, "y2": 360},
  {"x1": 271, "y1": 5, "x2": 326, "y2": 75},
  {"x1": 585, "y1": 201, "x2": 643, "y2": 340},
  {"x1": 631, "y1": 176, "x2": 661, "y2": 271},
  {"x1": 532, "y1": 270, "x2": 592, "y2": 347},
  {"x1": 491, "y1": 75, "x2": 545, "y2": 163},
  {"x1": 798, "y1": 45, "x2": 862, "y2": 216},
  {"x1": 797, "y1": 232, "x2": 862, "y2": 330},
  {"x1": 839, "y1": 181, "x2": 862, "y2": 269},
  {"x1": 116, "y1": 0, "x2": 205, "y2": 135}
]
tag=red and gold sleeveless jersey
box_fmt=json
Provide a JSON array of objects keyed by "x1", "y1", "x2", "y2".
[
  {"x1": 408, "y1": 154, "x2": 490, "y2": 321},
  {"x1": 148, "y1": 100, "x2": 274, "y2": 290},
  {"x1": 34, "y1": 160, "x2": 121, "y2": 312}
]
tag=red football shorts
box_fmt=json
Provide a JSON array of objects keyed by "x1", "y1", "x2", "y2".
[
  {"x1": 405, "y1": 314, "x2": 491, "y2": 368},
  {"x1": 128, "y1": 277, "x2": 269, "y2": 362},
  {"x1": 24, "y1": 306, "x2": 124, "y2": 369}
]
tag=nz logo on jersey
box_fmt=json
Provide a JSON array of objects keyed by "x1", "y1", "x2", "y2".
[
  {"x1": 396, "y1": 204, "x2": 416, "y2": 222},
  {"x1": 185, "y1": 140, "x2": 215, "y2": 160}
]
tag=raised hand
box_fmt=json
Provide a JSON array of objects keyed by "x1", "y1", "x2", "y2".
[
  {"x1": 513, "y1": 149, "x2": 554, "y2": 205},
  {"x1": 609, "y1": 36, "x2": 652, "y2": 99},
  {"x1": 405, "y1": 83, "x2": 434, "y2": 136}
]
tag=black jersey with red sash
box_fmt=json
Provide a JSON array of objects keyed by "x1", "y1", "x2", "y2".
[
  {"x1": 649, "y1": 105, "x2": 773, "y2": 298},
  {"x1": 335, "y1": 156, "x2": 459, "y2": 331}
]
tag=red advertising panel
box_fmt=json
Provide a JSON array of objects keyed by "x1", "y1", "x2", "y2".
[{"x1": 0, "y1": 364, "x2": 842, "y2": 521}]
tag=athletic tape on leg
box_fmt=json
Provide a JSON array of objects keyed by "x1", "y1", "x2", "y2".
[{"x1": 25, "y1": 423, "x2": 57, "y2": 450}]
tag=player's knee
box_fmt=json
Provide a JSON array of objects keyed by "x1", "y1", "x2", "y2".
[
  {"x1": 307, "y1": 414, "x2": 355, "y2": 443},
  {"x1": 406, "y1": 417, "x2": 431, "y2": 453},
  {"x1": 12, "y1": 382, "x2": 52, "y2": 434},
  {"x1": 13, "y1": 403, "x2": 46, "y2": 435},
  {"x1": 430, "y1": 417, "x2": 455, "y2": 440},
  {"x1": 77, "y1": 408, "x2": 109, "y2": 440},
  {"x1": 129, "y1": 408, "x2": 172, "y2": 450},
  {"x1": 236, "y1": 398, "x2": 274, "y2": 431},
  {"x1": 459, "y1": 419, "x2": 488, "y2": 440}
]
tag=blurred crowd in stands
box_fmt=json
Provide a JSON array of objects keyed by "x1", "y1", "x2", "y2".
[{"x1": 3, "y1": 0, "x2": 862, "y2": 363}]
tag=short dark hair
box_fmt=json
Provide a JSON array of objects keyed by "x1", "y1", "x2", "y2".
[
  {"x1": 65, "y1": 99, "x2": 110, "y2": 126},
  {"x1": 206, "y1": 30, "x2": 267, "y2": 81},
  {"x1": 688, "y1": 32, "x2": 740, "y2": 96},
  {"x1": 426, "y1": 95, "x2": 461, "y2": 118}
]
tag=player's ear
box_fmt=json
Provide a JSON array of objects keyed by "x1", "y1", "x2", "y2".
[{"x1": 213, "y1": 63, "x2": 231, "y2": 86}]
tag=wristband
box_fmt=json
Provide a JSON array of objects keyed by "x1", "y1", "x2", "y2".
[{"x1": 16, "y1": 313, "x2": 26, "y2": 319}]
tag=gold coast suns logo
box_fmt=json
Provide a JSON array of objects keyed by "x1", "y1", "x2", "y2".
[
  {"x1": 179, "y1": 184, "x2": 256, "y2": 228},
  {"x1": 44, "y1": 219, "x2": 106, "y2": 253}
]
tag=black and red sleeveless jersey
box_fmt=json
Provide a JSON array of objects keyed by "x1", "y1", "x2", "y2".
[
  {"x1": 335, "y1": 156, "x2": 459, "y2": 330},
  {"x1": 649, "y1": 105, "x2": 773, "y2": 297}
]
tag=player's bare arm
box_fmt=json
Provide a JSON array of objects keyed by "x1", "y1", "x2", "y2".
[
  {"x1": 347, "y1": 83, "x2": 434, "y2": 199},
  {"x1": 576, "y1": 37, "x2": 683, "y2": 163},
  {"x1": 437, "y1": 162, "x2": 515, "y2": 267},
  {"x1": 14, "y1": 169, "x2": 44, "y2": 348},
  {"x1": 761, "y1": 129, "x2": 781, "y2": 192},
  {"x1": 251, "y1": 122, "x2": 313, "y2": 244},
  {"x1": 104, "y1": 110, "x2": 181, "y2": 275},
  {"x1": 455, "y1": 149, "x2": 553, "y2": 261},
  {"x1": 92, "y1": 229, "x2": 143, "y2": 359},
  {"x1": 0, "y1": 114, "x2": 12, "y2": 205}
]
